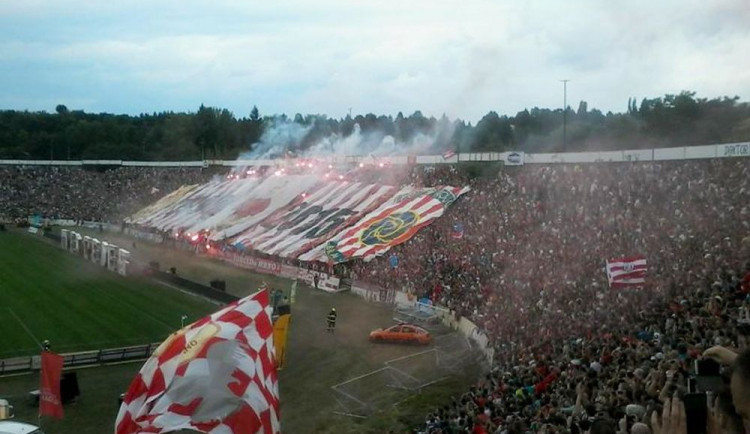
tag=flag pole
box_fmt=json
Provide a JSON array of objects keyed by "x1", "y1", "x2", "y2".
[
  {"x1": 38, "y1": 348, "x2": 43, "y2": 432},
  {"x1": 38, "y1": 340, "x2": 43, "y2": 430}
]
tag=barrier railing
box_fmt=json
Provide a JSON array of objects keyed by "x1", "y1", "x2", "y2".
[
  {"x1": 0, "y1": 343, "x2": 160, "y2": 376},
  {"x1": 148, "y1": 269, "x2": 239, "y2": 304}
]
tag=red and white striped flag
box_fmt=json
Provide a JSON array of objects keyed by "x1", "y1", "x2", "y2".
[
  {"x1": 442, "y1": 150, "x2": 456, "y2": 160},
  {"x1": 234, "y1": 181, "x2": 397, "y2": 258},
  {"x1": 324, "y1": 185, "x2": 470, "y2": 262},
  {"x1": 606, "y1": 256, "x2": 647, "y2": 288},
  {"x1": 115, "y1": 290, "x2": 280, "y2": 434}
]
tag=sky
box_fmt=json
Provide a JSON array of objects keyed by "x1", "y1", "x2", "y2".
[{"x1": 1, "y1": 0, "x2": 749, "y2": 123}]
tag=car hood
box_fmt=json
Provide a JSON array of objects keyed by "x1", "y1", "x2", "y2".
[{"x1": 0, "y1": 421, "x2": 42, "y2": 434}]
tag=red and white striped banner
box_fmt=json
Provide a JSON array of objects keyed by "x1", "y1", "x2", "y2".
[
  {"x1": 304, "y1": 185, "x2": 470, "y2": 263},
  {"x1": 606, "y1": 256, "x2": 647, "y2": 288},
  {"x1": 131, "y1": 175, "x2": 468, "y2": 263},
  {"x1": 233, "y1": 181, "x2": 397, "y2": 258}
]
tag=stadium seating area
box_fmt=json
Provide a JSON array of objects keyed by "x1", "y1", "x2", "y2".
[
  {"x1": 359, "y1": 161, "x2": 750, "y2": 341},
  {"x1": 3, "y1": 159, "x2": 750, "y2": 432},
  {"x1": 354, "y1": 160, "x2": 750, "y2": 433},
  {"x1": 0, "y1": 166, "x2": 214, "y2": 222}
]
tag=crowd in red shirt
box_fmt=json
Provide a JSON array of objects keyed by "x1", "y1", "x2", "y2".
[{"x1": 351, "y1": 160, "x2": 750, "y2": 433}]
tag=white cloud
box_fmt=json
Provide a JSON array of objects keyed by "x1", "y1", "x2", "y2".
[{"x1": 0, "y1": 0, "x2": 748, "y2": 120}]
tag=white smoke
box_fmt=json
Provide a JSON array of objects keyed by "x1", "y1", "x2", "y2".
[
  {"x1": 242, "y1": 119, "x2": 312, "y2": 159},
  {"x1": 304, "y1": 124, "x2": 437, "y2": 157},
  {"x1": 239, "y1": 117, "x2": 453, "y2": 160}
]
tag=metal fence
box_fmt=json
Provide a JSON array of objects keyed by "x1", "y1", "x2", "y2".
[
  {"x1": 0, "y1": 342, "x2": 160, "y2": 376},
  {"x1": 147, "y1": 269, "x2": 239, "y2": 304}
]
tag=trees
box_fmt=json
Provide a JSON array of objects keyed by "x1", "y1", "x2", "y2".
[
  {"x1": 470, "y1": 112, "x2": 514, "y2": 152},
  {"x1": 0, "y1": 92, "x2": 747, "y2": 160}
]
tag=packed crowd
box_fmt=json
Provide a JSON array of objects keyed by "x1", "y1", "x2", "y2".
[
  {"x1": 0, "y1": 166, "x2": 214, "y2": 222},
  {"x1": 350, "y1": 160, "x2": 750, "y2": 433},
  {"x1": 414, "y1": 275, "x2": 750, "y2": 433},
  {"x1": 358, "y1": 160, "x2": 750, "y2": 343},
  {"x1": 4, "y1": 158, "x2": 750, "y2": 432}
]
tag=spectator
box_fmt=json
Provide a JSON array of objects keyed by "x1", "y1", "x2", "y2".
[{"x1": 398, "y1": 159, "x2": 750, "y2": 433}]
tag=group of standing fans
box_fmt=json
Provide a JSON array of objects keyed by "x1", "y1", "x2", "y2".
[
  {"x1": 2, "y1": 157, "x2": 750, "y2": 432},
  {"x1": 0, "y1": 165, "x2": 213, "y2": 222},
  {"x1": 358, "y1": 160, "x2": 750, "y2": 433}
]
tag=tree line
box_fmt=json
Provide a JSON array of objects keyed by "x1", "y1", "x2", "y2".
[{"x1": 0, "y1": 91, "x2": 748, "y2": 160}]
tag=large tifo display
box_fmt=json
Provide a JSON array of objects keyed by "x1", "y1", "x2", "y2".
[
  {"x1": 60, "y1": 229, "x2": 130, "y2": 276},
  {"x1": 129, "y1": 175, "x2": 469, "y2": 263}
]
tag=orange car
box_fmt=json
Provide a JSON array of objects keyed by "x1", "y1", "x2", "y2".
[{"x1": 369, "y1": 324, "x2": 432, "y2": 345}]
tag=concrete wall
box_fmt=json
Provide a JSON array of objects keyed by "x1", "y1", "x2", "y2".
[{"x1": 2, "y1": 141, "x2": 747, "y2": 168}]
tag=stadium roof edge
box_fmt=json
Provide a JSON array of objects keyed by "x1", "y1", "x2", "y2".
[{"x1": 0, "y1": 142, "x2": 747, "y2": 167}]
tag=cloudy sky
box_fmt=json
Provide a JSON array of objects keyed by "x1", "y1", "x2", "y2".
[{"x1": 1, "y1": 0, "x2": 749, "y2": 122}]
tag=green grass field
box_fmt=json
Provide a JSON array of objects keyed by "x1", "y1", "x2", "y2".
[{"x1": 0, "y1": 231, "x2": 217, "y2": 358}]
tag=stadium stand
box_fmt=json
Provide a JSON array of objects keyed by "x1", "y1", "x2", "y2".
[
  {"x1": 387, "y1": 160, "x2": 750, "y2": 433},
  {"x1": 3, "y1": 156, "x2": 750, "y2": 432},
  {"x1": 0, "y1": 166, "x2": 214, "y2": 222}
]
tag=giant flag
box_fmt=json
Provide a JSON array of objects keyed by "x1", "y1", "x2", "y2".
[
  {"x1": 310, "y1": 186, "x2": 470, "y2": 263},
  {"x1": 115, "y1": 290, "x2": 280, "y2": 434},
  {"x1": 606, "y1": 256, "x2": 647, "y2": 288},
  {"x1": 233, "y1": 181, "x2": 397, "y2": 257},
  {"x1": 130, "y1": 174, "x2": 469, "y2": 263}
]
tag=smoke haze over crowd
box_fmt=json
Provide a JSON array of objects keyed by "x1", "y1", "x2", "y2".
[{"x1": 243, "y1": 119, "x2": 451, "y2": 159}]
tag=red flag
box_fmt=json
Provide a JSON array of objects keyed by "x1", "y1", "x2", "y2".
[
  {"x1": 115, "y1": 289, "x2": 280, "y2": 434},
  {"x1": 39, "y1": 351, "x2": 64, "y2": 419}
]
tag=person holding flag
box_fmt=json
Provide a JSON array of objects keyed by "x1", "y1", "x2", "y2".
[
  {"x1": 39, "y1": 339, "x2": 64, "y2": 421},
  {"x1": 451, "y1": 222, "x2": 464, "y2": 239}
]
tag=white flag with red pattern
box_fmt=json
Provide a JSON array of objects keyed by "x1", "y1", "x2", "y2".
[{"x1": 115, "y1": 290, "x2": 280, "y2": 434}]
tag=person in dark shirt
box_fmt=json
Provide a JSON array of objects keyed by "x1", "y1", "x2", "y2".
[{"x1": 327, "y1": 308, "x2": 337, "y2": 333}]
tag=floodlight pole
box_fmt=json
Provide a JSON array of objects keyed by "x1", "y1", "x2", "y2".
[{"x1": 560, "y1": 79, "x2": 570, "y2": 152}]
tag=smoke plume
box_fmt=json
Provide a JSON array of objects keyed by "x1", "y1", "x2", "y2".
[{"x1": 239, "y1": 117, "x2": 454, "y2": 160}]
